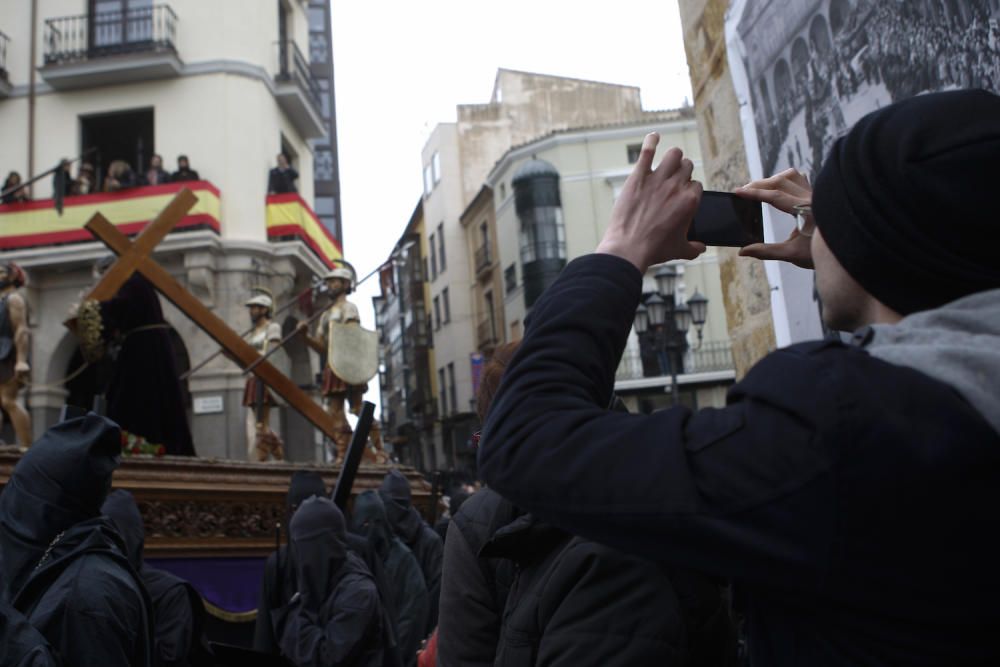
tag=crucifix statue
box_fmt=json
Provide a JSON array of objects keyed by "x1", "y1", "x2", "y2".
[{"x1": 67, "y1": 188, "x2": 340, "y2": 455}]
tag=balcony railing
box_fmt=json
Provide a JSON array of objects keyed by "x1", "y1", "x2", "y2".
[
  {"x1": 0, "y1": 31, "x2": 9, "y2": 80},
  {"x1": 44, "y1": 5, "x2": 177, "y2": 65},
  {"x1": 474, "y1": 242, "x2": 492, "y2": 275},
  {"x1": 477, "y1": 316, "x2": 498, "y2": 349},
  {"x1": 277, "y1": 39, "x2": 322, "y2": 112},
  {"x1": 616, "y1": 339, "x2": 734, "y2": 383}
]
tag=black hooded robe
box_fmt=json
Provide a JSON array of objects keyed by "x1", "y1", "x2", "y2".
[
  {"x1": 275, "y1": 497, "x2": 383, "y2": 667},
  {"x1": 0, "y1": 414, "x2": 154, "y2": 667},
  {"x1": 102, "y1": 489, "x2": 208, "y2": 667},
  {"x1": 99, "y1": 274, "x2": 195, "y2": 456}
]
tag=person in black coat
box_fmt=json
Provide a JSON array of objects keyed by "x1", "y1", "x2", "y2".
[
  {"x1": 0, "y1": 414, "x2": 153, "y2": 666},
  {"x1": 0, "y1": 597, "x2": 60, "y2": 667},
  {"x1": 379, "y1": 470, "x2": 442, "y2": 632},
  {"x1": 478, "y1": 90, "x2": 1000, "y2": 666},
  {"x1": 102, "y1": 490, "x2": 209, "y2": 667},
  {"x1": 171, "y1": 156, "x2": 200, "y2": 183},
  {"x1": 274, "y1": 497, "x2": 384, "y2": 667},
  {"x1": 268, "y1": 153, "x2": 299, "y2": 195},
  {"x1": 255, "y1": 472, "x2": 403, "y2": 667},
  {"x1": 80, "y1": 263, "x2": 196, "y2": 456},
  {"x1": 352, "y1": 490, "x2": 428, "y2": 666}
]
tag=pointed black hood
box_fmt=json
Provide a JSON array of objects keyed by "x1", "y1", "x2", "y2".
[
  {"x1": 287, "y1": 471, "x2": 327, "y2": 513},
  {"x1": 101, "y1": 489, "x2": 145, "y2": 571},
  {"x1": 379, "y1": 469, "x2": 422, "y2": 541},
  {"x1": 0, "y1": 414, "x2": 121, "y2": 601},
  {"x1": 351, "y1": 490, "x2": 395, "y2": 560},
  {"x1": 290, "y1": 496, "x2": 348, "y2": 608}
]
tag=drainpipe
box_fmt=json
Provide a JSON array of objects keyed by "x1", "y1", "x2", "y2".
[{"x1": 27, "y1": 0, "x2": 37, "y2": 193}]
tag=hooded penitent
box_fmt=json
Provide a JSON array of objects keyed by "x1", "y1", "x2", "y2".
[
  {"x1": 289, "y1": 496, "x2": 349, "y2": 608},
  {"x1": 0, "y1": 414, "x2": 153, "y2": 665},
  {"x1": 353, "y1": 490, "x2": 429, "y2": 663}
]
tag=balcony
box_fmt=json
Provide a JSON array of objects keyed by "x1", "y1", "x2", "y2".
[
  {"x1": 273, "y1": 39, "x2": 326, "y2": 139},
  {"x1": 474, "y1": 241, "x2": 493, "y2": 278},
  {"x1": 266, "y1": 192, "x2": 343, "y2": 270},
  {"x1": 40, "y1": 5, "x2": 181, "y2": 90},
  {"x1": 477, "y1": 316, "x2": 499, "y2": 350},
  {"x1": 0, "y1": 31, "x2": 10, "y2": 97},
  {"x1": 615, "y1": 339, "x2": 735, "y2": 388}
]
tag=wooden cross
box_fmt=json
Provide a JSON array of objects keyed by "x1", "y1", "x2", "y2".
[{"x1": 73, "y1": 188, "x2": 338, "y2": 443}]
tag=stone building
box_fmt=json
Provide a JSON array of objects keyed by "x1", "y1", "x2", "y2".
[{"x1": 0, "y1": 0, "x2": 345, "y2": 460}]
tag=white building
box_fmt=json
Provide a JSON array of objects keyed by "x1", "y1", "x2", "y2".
[{"x1": 0, "y1": 0, "x2": 344, "y2": 459}]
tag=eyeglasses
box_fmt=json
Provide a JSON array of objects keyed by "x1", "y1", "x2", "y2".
[{"x1": 792, "y1": 204, "x2": 815, "y2": 238}]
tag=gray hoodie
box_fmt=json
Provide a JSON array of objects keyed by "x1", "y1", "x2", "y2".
[{"x1": 864, "y1": 287, "x2": 1000, "y2": 435}]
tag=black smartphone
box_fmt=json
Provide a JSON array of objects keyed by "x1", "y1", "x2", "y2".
[{"x1": 688, "y1": 191, "x2": 764, "y2": 247}]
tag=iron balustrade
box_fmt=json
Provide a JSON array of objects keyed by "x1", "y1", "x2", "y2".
[
  {"x1": 44, "y1": 4, "x2": 177, "y2": 65},
  {"x1": 474, "y1": 242, "x2": 492, "y2": 274},
  {"x1": 277, "y1": 38, "x2": 322, "y2": 112},
  {"x1": 0, "y1": 31, "x2": 9, "y2": 79},
  {"x1": 616, "y1": 339, "x2": 734, "y2": 382}
]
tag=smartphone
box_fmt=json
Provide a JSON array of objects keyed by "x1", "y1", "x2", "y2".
[{"x1": 688, "y1": 191, "x2": 764, "y2": 247}]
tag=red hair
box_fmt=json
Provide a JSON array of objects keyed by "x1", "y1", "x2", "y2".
[{"x1": 475, "y1": 341, "x2": 521, "y2": 424}]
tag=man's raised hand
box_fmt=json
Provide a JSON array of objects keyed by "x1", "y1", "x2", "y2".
[
  {"x1": 736, "y1": 168, "x2": 814, "y2": 269},
  {"x1": 596, "y1": 132, "x2": 705, "y2": 272}
]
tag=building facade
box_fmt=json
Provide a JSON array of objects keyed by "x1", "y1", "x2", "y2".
[
  {"x1": 487, "y1": 114, "x2": 735, "y2": 412},
  {"x1": 0, "y1": 0, "x2": 345, "y2": 460}
]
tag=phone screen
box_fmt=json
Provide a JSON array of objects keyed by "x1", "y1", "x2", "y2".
[{"x1": 688, "y1": 191, "x2": 764, "y2": 247}]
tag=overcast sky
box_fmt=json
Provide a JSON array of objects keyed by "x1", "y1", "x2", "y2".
[{"x1": 329, "y1": 0, "x2": 694, "y2": 413}]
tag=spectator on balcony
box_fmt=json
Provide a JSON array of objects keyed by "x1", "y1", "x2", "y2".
[
  {"x1": 73, "y1": 163, "x2": 96, "y2": 195},
  {"x1": 143, "y1": 154, "x2": 170, "y2": 186},
  {"x1": 52, "y1": 160, "x2": 74, "y2": 199},
  {"x1": 103, "y1": 160, "x2": 139, "y2": 193},
  {"x1": 268, "y1": 153, "x2": 299, "y2": 195},
  {"x1": 2, "y1": 171, "x2": 30, "y2": 204},
  {"x1": 171, "y1": 155, "x2": 200, "y2": 183}
]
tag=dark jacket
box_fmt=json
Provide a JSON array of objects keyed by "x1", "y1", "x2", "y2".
[
  {"x1": 254, "y1": 473, "x2": 403, "y2": 667},
  {"x1": 0, "y1": 415, "x2": 153, "y2": 666},
  {"x1": 0, "y1": 597, "x2": 59, "y2": 666},
  {"x1": 352, "y1": 491, "x2": 428, "y2": 666},
  {"x1": 268, "y1": 167, "x2": 299, "y2": 194},
  {"x1": 143, "y1": 168, "x2": 171, "y2": 186},
  {"x1": 480, "y1": 253, "x2": 1000, "y2": 665},
  {"x1": 102, "y1": 490, "x2": 208, "y2": 667},
  {"x1": 276, "y1": 497, "x2": 383, "y2": 667},
  {"x1": 171, "y1": 168, "x2": 200, "y2": 183},
  {"x1": 380, "y1": 471, "x2": 442, "y2": 632},
  {"x1": 436, "y1": 489, "x2": 518, "y2": 667},
  {"x1": 481, "y1": 512, "x2": 735, "y2": 666}
]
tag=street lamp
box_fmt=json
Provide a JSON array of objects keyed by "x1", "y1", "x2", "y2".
[{"x1": 632, "y1": 266, "x2": 710, "y2": 406}]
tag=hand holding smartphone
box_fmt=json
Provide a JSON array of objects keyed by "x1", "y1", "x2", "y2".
[{"x1": 687, "y1": 191, "x2": 764, "y2": 247}]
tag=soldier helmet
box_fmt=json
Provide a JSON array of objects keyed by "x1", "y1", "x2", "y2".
[
  {"x1": 245, "y1": 287, "x2": 273, "y2": 311},
  {"x1": 322, "y1": 260, "x2": 356, "y2": 293}
]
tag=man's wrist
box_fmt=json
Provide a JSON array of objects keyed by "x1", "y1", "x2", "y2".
[{"x1": 595, "y1": 238, "x2": 648, "y2": 273}]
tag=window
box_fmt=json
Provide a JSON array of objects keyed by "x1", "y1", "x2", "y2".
[
  {"x1": 433, "y1": 296, "x2": 441, "y2": 330},
  {"x1": 437, "y1": 223, "x2": 446, "y2": 272},
  {"x1": 314, "y1": 146, "x2": 334, "y2": 180},
  {"x1": 484, "y1": 290, "x2": 496, "y2": 340},
  {"x1": 423, "y1": 164, "x2": 434, "y2": 196},
  {"x1": 439, "y1": 367, "x2": 447, "y2": 416},
  {"x1": 442, "y1": 287, "x2": 451, "y2": 323},
  {"x1": 431, "y1": 151, "x2": 441, "y2": 184},
  {"x1": 627, "y1": 143, "x2": 643, "y2": 164},
  {"x1": 447, "y1": 363, "x2": 457, "y2": 415},
  {"x1": 504, "y1": 263, "x2": 517, "y2": 293},
  {"x1": 429, "y1": 233, "x2": 437, "y2": 279},
  {"x1": 499, "y1": 182, "x2": 507, "y2": 199},
  {"x1": 510, "y1": 319, "x2": 522, "y2": 341}
]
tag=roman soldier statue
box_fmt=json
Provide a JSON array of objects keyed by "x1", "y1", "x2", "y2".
[
  {"x1": 0, "y1": 262, "x2": 32, "y2": 446},
  {"x1": 243, "y1": 287, "x2": 285, "y2": 462},
  {"x1": 299, "y1": 261, "x2": 384, "y2": 462}
]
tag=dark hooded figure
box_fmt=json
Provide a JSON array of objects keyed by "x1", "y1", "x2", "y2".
[
  {"x1": 102, "y1": 490, "x2": 208, "y2": 667},
  {"x1": 379, "y1": 470, "x2": 442, "y2": 631},
  {"x1": 255, "y1": 472, "x2": 403, "y2": 667},
  {"x1": 352, "y1": 491, "x2": 428, "y2": 666},
  {"x1": 276, "y1": 496, "x2": 383, "y2": 667},
  {"x1": 0, "y1": 414, "x2": 153, "y2": 666},
  {"x1": 0, "y1": 597, "x2": 59, "y2": 667}
]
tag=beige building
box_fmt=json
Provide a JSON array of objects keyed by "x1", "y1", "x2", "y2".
[
  {"x1": 0, "y1": 0, "x2": 345, "y2": 460},
  {"x1": 412, "y1": 69, "x2": 684, "y2": 471},
  {"x1": 486, "y1": 114, "x2": 735, "y2": 411},
  {"x1": 460, "y1": 185, "x2": 504, "y2": 360}
]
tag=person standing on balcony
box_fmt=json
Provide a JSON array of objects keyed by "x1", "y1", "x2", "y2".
[
  {"x1": 73, "y1": 163, "x2": 96, "y2": 195},
  {"x1": 52, "y1": 160, "x2": 74, "y2": 199},
  {"x1": 171, "y1": 155, "x2": 200, "y2": 183},
  {"x1": 2, "y1": 171, "x2": 30, "y2": 204},
  {"x1": 104, "y1": 160, "x2": 139, "y2": 192},
  {"x1": 268, "y1": 153, "x2": 299, "y2": 195},
  {"x1": 143, "y1": 154, "x2": 170, "y2": 186}
]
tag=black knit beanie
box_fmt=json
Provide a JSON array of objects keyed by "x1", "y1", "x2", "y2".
[{"x1": 812, "y1": 89, "x2": 1000, "y2": 315}]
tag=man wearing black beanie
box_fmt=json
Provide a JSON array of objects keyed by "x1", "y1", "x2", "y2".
[{"x1": 475, "y1": 90, "x2": 1000, "y2": 665}]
